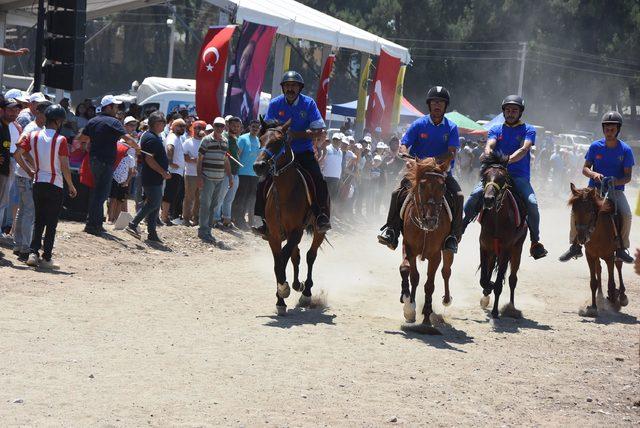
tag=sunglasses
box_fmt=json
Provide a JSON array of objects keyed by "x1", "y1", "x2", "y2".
[{"x1": 214, "y1": 124, "x2": 225, "y2": 128}]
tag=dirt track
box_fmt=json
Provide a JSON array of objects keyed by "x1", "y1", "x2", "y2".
[{"x1": 0, "y1": 202, "x2": 638, "y2": 426}]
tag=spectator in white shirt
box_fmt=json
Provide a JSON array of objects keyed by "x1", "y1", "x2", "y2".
[
  {"x1": 161, "y1": 118, "x2": 186, "y2": 224},
  {"x1": 182, "y1": 120, "x2": 206, "y2": 226}
]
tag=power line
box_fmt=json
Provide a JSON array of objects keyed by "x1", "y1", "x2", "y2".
[
  {"x1": 408, "y1": 47, "x2": 520, "y2": 52},
  {"x1": 412, "y1": 55, "x2": 519, "y2": 60},
  {"x1": 534, "y1": 43, "x2": 640, "y2": 67},
  {"x1": 527, "y1": 58, "x2": 638, "y2": 79},
  {"x1": 390, "y1": 37, "x2": 519, "y2": 45},
  {"x1": 530, "y1": 49, "x2": 640, "y2": 74}
]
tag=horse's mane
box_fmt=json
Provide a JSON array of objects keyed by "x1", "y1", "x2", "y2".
[
  {"x1": 259, "y1": 118, "x2": 281, "y2": 137},
  {"x1": 568, "y1": 187, "x2": 613, "y2": 214},
  {"x1": 480, "y1": 151, "x2": 510, "y2": 177},
  {"x1": 406, "y1": 157, "x2": 443, "y2": 190}
]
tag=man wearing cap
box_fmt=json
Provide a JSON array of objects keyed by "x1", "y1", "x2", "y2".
[
  {"x1": 17, "y1": 92, "x2": 47, "y2": 129},
  {"x1": 0, "y1": 99, "x2": 13, "y2": 234},
  {"x1": 252, "y1": 70, "x2": 331, "y2": 237},
  {"x1": 322, "y1": 132, "x2": 343, "y2": 206},
  {"x1": 161, "y1": 118, "x2": 187, "y2": 225},
  {"x1": 378, "y1": 86, "x2": 464, "y2": 254},
  {"x1": 78, "y1": 95, "x2": 140, "y2": 235},
  {"x1": 0, "y1": 98, "x2": 23, "y2": 233},
  {"x1": 213, "y1": 116, "x2": 242, "y2": 228}
]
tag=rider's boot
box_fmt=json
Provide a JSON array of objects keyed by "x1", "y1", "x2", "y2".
[
  {"x1": 444, "y1": 193, "x2": 464, "y2": 253},
  {"x1": 530, "y1": 241, "x2": 548, "y2": 259},
  {"x1": 615, "y1": 248, "x2": 635, "y2": 264},
  {"x1": 251, "y1": 218, "x2": 269, "y2": 240},
  {"x1": 443, "y1": 235, "x2": 458, "y2": 253},
  {"x1": 558, "y1": 243, "x2": 583, "y2": 262},
  {"x1": 377, "y1": 225, "x2": 399, "y2": 250}
]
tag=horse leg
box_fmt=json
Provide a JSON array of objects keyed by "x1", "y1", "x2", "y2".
[
  {"x1": 268, "y1": 237, "x2": 287, "y2": 315},
  {"x1": 595, "y1": 258, "x2": 603, "y2": 298},
  {"x1": 299, "y1": 231, "x2": 324, "y2": 307},
  {"x1": 583, "y1": 252, "x2": 599, "y2": 317},
  {"x1": 501, "y1": 247, "x2": 523, "y2": 318},
  {"x1": 277, "y1": 230, "x2": 303, "y2": 304},
  {"x1": 616, "y1": 260, "x2": 628, "y2": 307},
  {"x1": 441, "y1": 250, "x2": 453, "y2": 307},
  {"x1": 291, "y1": 246, "x2": 302, "y2": 292},
  {"x1": 422, "y1": 253, "x2": 441, "y2": 325},
  {"x1": 491, "y1": 255, "x2": 510, "y2": 319},
  {"x1": 605, "y1": 257, "x2": 619, "y2": 309},
  {"x1": 479, "y1": 248, "x2": 494, "y2": 308},
  {"x1": 400, "y1": 244, "x2": 417, "y2": 322}
]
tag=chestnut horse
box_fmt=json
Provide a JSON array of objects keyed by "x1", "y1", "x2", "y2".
[
  {"x1": 400, "y1": 157, "x2": 453, "y2": 330},
  {"x1": 477, "y1": 153, "x2": 527, "y2": 319},
  {"x1": 253, "y1": 119, "x2": 326, "y2": 316},
  {"x1": 568, "y1": 183, "x2": 627, "y2": 316}
]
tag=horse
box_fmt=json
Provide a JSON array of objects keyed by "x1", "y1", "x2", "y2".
[
  {"x1": 568, "y1": 183, "x2": 627, "y2": 317},
  {"x1": 477, "y1": 152, "x2": 527, "y2": 319},
  {"x1": 399, "y1": 157, "x2": 453, "y2": 331},
  {"x1": 253, "y1": 118, "x2": 326, "y2": 316}
]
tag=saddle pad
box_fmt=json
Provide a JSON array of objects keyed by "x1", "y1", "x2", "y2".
[
  {"x1": 477, "y1": 189, "x2": 522, "y2": 228},
  {"x1": 400, "y1": 192, "x2": 453, "y2": 223},
  {"x1": 265, "y1": 168, "x2": 315, "y2": 206}
]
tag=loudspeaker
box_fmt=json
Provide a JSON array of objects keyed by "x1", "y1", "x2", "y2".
[
  {"x1": 49, "y1": 0, "x2": 86, "y2": 8},
  {"x1": 43, "y1": 63, "x2": 83, "y2": 90},
  {"x1": 46, "y1": 10, "x2": 86, "y2": 38},
  {"x1": 45, "y1": 36, "x2": 84, "y2": 64}
]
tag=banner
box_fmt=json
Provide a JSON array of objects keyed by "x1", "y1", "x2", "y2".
[
  {"x1": 365, "y1": 49, "x2": 401, "y2": 135},
  {"x1": 195, "y1": 25, "x2": 235, "y2": 123},
  {"x1": 224, "y1": 21, "x2": 277, "y2": 124},
  {"x1": 390, "y1": 65, "x2": 406, "y2": 131},
  {"x1": 355, "y1": 56, "x2": 371, "y2": 129},
  {"x1": 315, "y1": 54, "x2": 335, "y2": 120}
]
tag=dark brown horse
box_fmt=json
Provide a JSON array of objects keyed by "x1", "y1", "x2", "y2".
[
  {"x1": 399, "y1": 157, "x2": 453, "y2": 331},
  {"x1": 477, "y1": 153, "x2": 527, "y2": 319},
  {"x1": 568, "y1": 183, "x2": 627, "y2": 316},
  {"x1": 253, "y1": 119, "x2": 326, "y2": 316}
]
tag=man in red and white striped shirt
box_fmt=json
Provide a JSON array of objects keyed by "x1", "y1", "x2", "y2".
[{"x1": 14, "y1": 104, "x2": 77, "y2": 269}]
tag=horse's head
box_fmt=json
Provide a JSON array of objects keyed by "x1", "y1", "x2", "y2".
[
  {"x1": 406, "y1": 157, "x2": 447, "y2": 231},
  {"x1": 568, "y1": 183, "x2": 611, "y2": 245},
  {"x1": 480, "y1": 151, "x2": 510, "y2": 210},
  {"x1": 253, "y1": 117, "x2": 292, "y2": 177}
]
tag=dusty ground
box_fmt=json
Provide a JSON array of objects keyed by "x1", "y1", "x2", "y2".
[{"x1": 0, "y1": 198, "x2": 638, "y2": 426}]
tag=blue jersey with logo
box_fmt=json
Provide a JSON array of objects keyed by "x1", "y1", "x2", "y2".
[
  {"x1": 489, "y1": 122, "x2": 536, "y2": 179},
  {"x1": 265, "y1": 93, "x2": 325, "y2": 154},
  {"x1": 585, "y1": 138, "x2": 634, "y2": 191},
  {"x1": 401, "y1": 115, "x2": 459, "y2": 170}
]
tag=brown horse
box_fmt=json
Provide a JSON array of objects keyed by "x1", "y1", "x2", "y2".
[
  {"x1": 253, "y1": 118, "x2": 326, "y2": 316},
  {"x1": 477, "y1": 153, "x2": 527, "y2": 319},
  {"x1": 399, "y1": 157, "x2": 453, "y2": 331},
  {"x1": 568, "y1": 183, "x2": 627, "y2": 316}
]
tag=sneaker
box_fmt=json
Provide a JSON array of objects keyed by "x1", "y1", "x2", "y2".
[
  {"x1": 223, "y1": 221, "x2": 239, "y2": 231},
  {"x1": 40, "y1": 258, "x2": 59, "y2": 270},
  {"x1": 530, "y1": 242, "x2": 548, "y2": 260},
  {"x1": 558, "y1": 244, "x2": 583, "y2": 262},
  {"x1": 83, "y1": 225, "x2": 101, "y2": 236},
  {"x1": 147, "y1": 233, "x2": 163, "y2": 243},
  {"x1": 199, "y1": 233, "x2": 216, "y2": 243},
  {"x1": 316, "y1": 214, "x2": 332, "y2": 233},
  {"x1": 26, "y1": 253, "x2": 39, "y2": 267},
  {"x1": 615, "y1": 248, "x2": 634, "y2": 264},
  {"x1": 377, "y1": 226, "x2": 398, "y2": 250},
  {"x1": 17, "y1": 252, "x2": 29, "y2": 263},
  {"x1": 214, "y1": 221, "x2": 225, "y2": 229},
  {"x1": 162, "y1": 219, "x2": 173, "y2": 227},
  {"x1": 171, "y1": 218, "x2": 184, "y2": 226},
  {"x1": 12, "y1": 249, "x2": 21, "y2": 257},
  {"x1": 443, "y1": 235, "x2": 458, "y2": 253},
  {"x1": 124, "y1": 223, "x2": 141, "y2": 239}
]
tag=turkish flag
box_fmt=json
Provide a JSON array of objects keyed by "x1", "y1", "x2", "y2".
[
  {"x1": 196, "y1": 25, "x2": 236, "y2": 123},
  {"x1": 315, "y1": 54, "x2": 335, "y2": 120},
  {"x1": 365, "y1": 49, "x2": 401, "y2": 135}
]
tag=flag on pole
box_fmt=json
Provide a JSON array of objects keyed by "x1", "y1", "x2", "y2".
[
  {"x1": 390, "y1": 65, "x2": 406, "y2": 131},
  {"x1": 316, "y1": 54, "x2": 335, "y2": 119},
  {"x1": 365, "y1": 49, "x2": 401, "y2": 135},
  {"x1": 355, "y1": 56, "x2": 371, "y2": 129},
  {"x1": 195, "y1": 25, "x2": 236, "y2": 123}
]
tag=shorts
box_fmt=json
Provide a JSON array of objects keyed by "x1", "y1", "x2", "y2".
[
  {"x1": 110, "y1": 179, "x2": 128, "y2": 202},
  {"x1": 162, "y1": 173, "x2": 183, "y2": 203}
]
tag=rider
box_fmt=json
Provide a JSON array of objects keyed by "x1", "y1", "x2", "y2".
[
  {"x1": 377, "y1": 86, "x2": 463, "y2": 253},
  {"x1": 252, "y1": 70, "x2": 331, "y2": 237},
  {"x1": 461, "y1": 95, "x2": 548, "y2": 260},
  {"x1": 559, "y1": 111, "x2": 635, "y2": 263}
]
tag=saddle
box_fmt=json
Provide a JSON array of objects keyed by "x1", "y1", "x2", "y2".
[
  {"x1": 477, "y1": 188, "x2": 526, "y2": 229},
  {"x1": 264, "y1": 166, "x2": 316, "y2": 207}
]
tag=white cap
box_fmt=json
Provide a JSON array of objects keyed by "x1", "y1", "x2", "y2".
[
  {"x1": 331, "y1": 132, "x2": 343, "y2": 140},
  {"x1": 341, "y1": 137, "x2": 349, "y2": 144},
  {"x1": 363, "y1": 135, "x2": 372, "y2": 143},
  {"x1": 205, "y1": 124, "x2": 214, "y2": 131},
  {"x1": 366, "y1": 144, "x2": 372, "y2": 151},
  {"x1": 124, "y1": 116, "x2": 138, "y2": 125},
  {"x1": 29, "y1": 92, "x2": 47, "y2": 103},
  {"x1": 355, "y1": 143, "x2": 363, "y2": 149},
  {"x1": 224, "y1": 114, "x2": 233, "y2": 122},
  {"x1": 347, "y1": 136, "x2": 355, "y2": 142},
  {"x1": 100, "y1": 94, "x2": 122, "y2": 108},
  {"x1": 4, "y1": 89, "x2": 24, "y2": 101},
  {"x1": 213, "y1": 116, "x2": 226, "y2": 125},
  {"x1": 376, "y1": 141, "x2": 387, "y2": 149},
  {"x1": 373, "y1": 155, "x2": 382, "y2": 162}
]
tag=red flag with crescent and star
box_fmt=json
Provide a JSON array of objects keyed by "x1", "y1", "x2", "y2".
[
  {"x1": 315, "y1": 54, "x2": 335, "y2": 120},
  {"x1": 365, "y1": 49, "x2": 401, "y2": 135},
  {"x1": 196, "y1": 25, "x2": 236, "y2": 123}
]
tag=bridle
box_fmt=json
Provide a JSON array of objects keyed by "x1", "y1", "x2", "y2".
[
  {"x1": 573, "y1": 198, "x2": 598, "y2": 243},
  {"x1": 482, "y1": 165, "x2": 511, "y2": 211},
  {"x1": 260, "y1": 130, "x2": 296, "y2": 177},
  {"x1": 411, "y1": 171, "x2": 446, "y2": 232}
]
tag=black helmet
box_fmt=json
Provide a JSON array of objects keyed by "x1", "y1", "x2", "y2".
[
  {"x1": 501, "y1": 95, "x2": 525, "y2": 111},
  {"x1": 280, "y1": 70, "x2": 304, "y2": 89},
  {"x1": 601, "y1": 111, "x2": 623, "y2": 126},
  {"x1": 426, "y1": 86, "x2": 450, "y2": 105},
  {"x1": 44, "y1": 104, "x2": 66, "y2": 121}
]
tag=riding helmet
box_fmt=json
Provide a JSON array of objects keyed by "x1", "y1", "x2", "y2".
[
  {"x1": 280, "y1": 70, "x2": 305, "y2": 89},
  {"x1": 501, "y1": 95, "x2": 525, "y2": 111},
  {"x1": 426, "y1": 86, "x2": 450, "y2": 106},
  {"x1": 44, "y1": 104, "x2": 67, "y2": 121},
  {"x1": 601, "y1": 111, "x2": 623, "y2": 126}
]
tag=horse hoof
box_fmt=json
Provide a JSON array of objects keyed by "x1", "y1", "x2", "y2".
[
  {"x1": 491, "y1": 310, "x2": 500, "y2": 319},
  {"x1": 429, "y1": 313, "x2": 445, "y2": 327},
  {"x1": 579, "y1": 306, "x2": 598, "y2": 318},
  {"x1": 276, "y1": 305, "x2": 287, "y2": 316},
  {"x1": 292, "y1": 281, "x2": 302, "y2": 292},
  {"x1": 480, "y1": 295, "x2": 490, "y2": 309},
  {"x1": 298, "y1": 294, "x2": 312, "y2": 307},
  {"x1": 402, "y1": 294, "x2": 416, "y2": 322},
  {"x1": 500, "y1": 303, "x2": 522, "y2": 319},
  {"x1": 620, "y1": 294, "x2": 629, "y2": 307},
  {"x1": 277, "y1": 282, "x2": 290, "y2": 299},
  {"x1": 442, "y1": 295, "x2": 453, "y2": 307},
  {"x1": 299, "y1": 281, "x2": 306, "y2": 293}
]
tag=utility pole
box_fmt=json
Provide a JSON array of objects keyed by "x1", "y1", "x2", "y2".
[
  {"x1": 166, "y1": 5, "x2": 176, "y2": 78},
  {"x1": 517, "y1": 42, "x2": 527, "y2": 96},
  {"x1": 33, "y1": 0, "x2": 46, "y2": 91}
]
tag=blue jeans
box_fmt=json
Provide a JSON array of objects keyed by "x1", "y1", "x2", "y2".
[
  {"x1": 199, "y1": 178, "x2": 225, "y2": 236},
  {"x1": 86, "y1": 157, "x2": 114, "y2": 229},
  {"x1": 463, "y1": 177, "x2": 540, "y2": 242},
  {"x1": 131, "y1": 184, "x2": 163, "y2": 236},
  {"x1": 13, "y1": 176, "x2": 34, "y2": 253},
  {"x1": 213, "y1": 174, "x2": 238, "y2": 222},
  {"x1": 131, "y1": 168, "x2": 144, "y2": 212}
]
